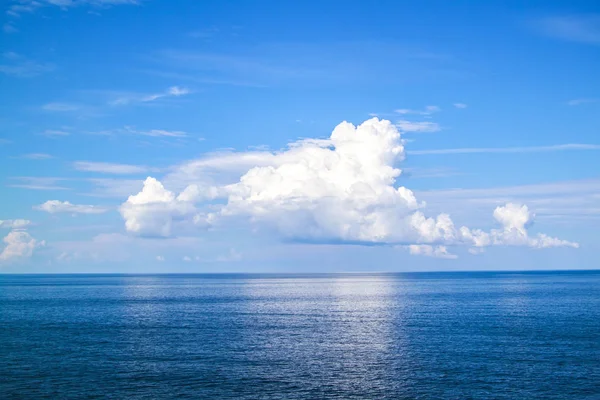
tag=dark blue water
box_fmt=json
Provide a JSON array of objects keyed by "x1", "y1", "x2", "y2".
[{"x1": 1, "y1": 272, "x2": 599, "y2": 399}]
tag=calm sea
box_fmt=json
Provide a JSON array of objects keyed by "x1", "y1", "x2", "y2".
[{"x1": 1, "y1": 272, "x2": 599, "y2": 399}]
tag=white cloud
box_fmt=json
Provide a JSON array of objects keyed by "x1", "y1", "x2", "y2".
[
  {"x1": 182, "y1": 256, "x2": 192, "y2": 262},
  {"x1": 6, "y1": 0, "x2": 140, "y2": 19},
  {"x1": 41, "y1": 129, "x2": 70, "y2": 137},
  {"x1": 533, "y1": 14, "x2": 600, "y2": 45},
  {"x1": 19, "y1": 153, "x2": 54, "y2": 160},
  {"x1": 567, "y1": 98, "x2": 597, "y2": 106},
  {"x1": 109, "y1": 86, "x2": 191, "y2": 106},
  {"x1": 119, "y1": 118, "x2": 577, "y2": 255},
  {"x1": 0, "y1": 52, "x2": 54, "y2": 77},
  {"x1": 119, "y1": 177, "x2": 201, "y2": 237},
  {"x1": 0, "y1": 219, "x2": 31, "y2": 229},
  {"x1": 123, "y1": 126, "x2": 187, "y2": 138},
  {"x1": 395, "y1": 105, "x2": 440, "y2": 115},
  {"x1": 396, "y1": 120, "x2": 441, "y2": 133},
  {"x1": 156, "y1": 255, "x2": 165, "y2": 262},
  {"x1": 42, "y1": 102, "x2": 81, "y2": 112},
  {"x1": 453, "y1": 103, "x2": 468, "y2": 109},
  {"x1": 74, "y1": 161, "x2": 152, "y2": 174},
  {"x1": 8, "y1": 177, "x2": 69, "y2": 191},
  {"x1": 408, "y1": 143, "x2": 600, "y2": 155},
  {"x1": 34, "y1": 200, "x2": 108, "y2": 214},
  {"x1": 216, "y1": 248, "x2": 242, "y2": 262},
  {"x1": 0, "y1": 230, "x2": 44, "y2": 263},
  {"x1": 408, "y1": 244, "x2": 457, "y2": 259}
]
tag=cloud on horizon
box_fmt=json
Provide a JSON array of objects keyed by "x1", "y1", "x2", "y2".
[{"x1": 117, "y1": 118, "x2": 578, "y2": 255}]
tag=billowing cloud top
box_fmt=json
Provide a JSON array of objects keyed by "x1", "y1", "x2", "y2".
[{"x1": 119, "y1": 118, "x2": 578, "y2": 256}]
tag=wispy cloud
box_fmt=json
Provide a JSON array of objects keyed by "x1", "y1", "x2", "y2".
[
  {"x1": 0, "y1": 52, "x2": 54, "y2": 77},
  {"x1": 124, "y1": 126, "x2": 187, "y2": 138},
  {"x1": 409, "y1": 143, "x2": 600, "y2": 155},
  {"x1": 3, "y1": 23, "x2": 17, "y2": 33},
  {"x1": 533, "y1": 14, "x2": 600, "y2": 44},
  {"x1": 42, "y1": 102, "x2": 83, "y2": 112},
  {"x1": 40, "y1": 129, "x2": 70, "y2": 138},
  {"x1": 34, "y1": 200, "x2": 108, "y2": 214},
  {"x1": 453, "y1": 103, "x2": 468, "y2": 109},
  {"x1": 188, "y1": 27, "x2": 220, "y2": 39},
  {"x1": 567, "y1": 98, "x2": 597, "y2": 106},
  {"x1": 84, "y1": 178, "x2": 143, "y2": 198},
  {"x1": 8, "y1": 177, "x2": 69, "y2": 191},
  {"x1": 396, "y1": 120, "x2": 441, "y2": 133},
  {"x1": 18, "y1": 153, "x2": 54, "y2": 160},
  {"x1": 108, "y1": 86, "x2": 191, "y2": 106},
  {"x1": 85, "y1": 126, "x2": 188, "y2": 138},
  {"x1": 395, "y1": 105, "x2": 440, "y2": 115},
  {"x1": 5, "y1": 0, "x2": 141, "y2": 30},
  {"x1": 417, "y1": 178, "x2": 600, "y2": 225},
  {"x1": 74, "y1": 161, "x2": 155, "y2": 175},
  {"x1": 0, "y1": 219, "x2": 31, "y2": 229}
]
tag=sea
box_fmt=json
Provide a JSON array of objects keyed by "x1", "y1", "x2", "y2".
[{"x1": 1, "y1": 271, "x2": 599, "y2": 399}]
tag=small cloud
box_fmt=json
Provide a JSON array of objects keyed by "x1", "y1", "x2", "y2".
[
  {"x1": 567, "y1": 98, "x2": 597, "y2": 106},
  {"x1": 408, "y1": 244, "x2": 457, "y2": 259},
  {"x1": 34, "y1": 200, "x2": 108, "y2": 214},
  {"x1": 124, "y1": 126, "x2": 187, "y2": 138},
  {"x1": 183, "y1": 256, "x2": 192, "y2": 262},
  {"x1": 216, "y1": 248, "x2": 242, "y2": 262},
  {"x1": 8, "y1": 177, "x2": 69, "y2": 191},
  {"x1": 468, "y1": 248, "x2": 485, "y2": 255},
  {"x1": 533, "y1": 14, "x2": 600, "y2": 45},
  {"x1": 396, "y1": 120, "x2": 441, "y2": 133},
  {"x1": 41, "y1": 129, "x2": 70, "y2": 138},
  {"x1": 42, "y1": 103, "x2": 81, "y2": 112},
  {"x1": 395, "y1": 105, "x2": 440, "y2": 116},
  {"x1": 408, "y1": 143, "x2": 600, "y2": 155},
  {"x1": 0, "y1": 219, "x2": 31, "y2": 229},
  {"x1": 18, "y1": 153, "x2": 54, "y2": 160},
  {"x1": 156, "y1": 255, "x2": 165, "y2": 261},
  {"x1": 73, "y1": 161, "x2": 153, "y2": 175},
  {"x1": 453, "y1": 103, "x2": 468, "y2": 109},
  {"x1": 0, "y1": 230, "x2": 44, "y2": 263},
  {"x1": 3, "y1": 23, "x2": 18, "y2": 34},
  {"x1": 189, "y1": 27, "x2": 219, "y2": 39},
  {"x1": 109, "y1": 86, "x2": 191, "y2": 106},
  {"x1": 0, "y1": 52, "x2": 54, "y2": 78}
]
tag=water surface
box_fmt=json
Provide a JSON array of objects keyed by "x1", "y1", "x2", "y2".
[{"x1": 1, "y1": 271, "x2": 599, "y2": 399}]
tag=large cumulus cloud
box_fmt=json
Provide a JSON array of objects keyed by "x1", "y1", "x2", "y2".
[{"x1": 119, "y1": 118, "x2": 578, "y2": 254}]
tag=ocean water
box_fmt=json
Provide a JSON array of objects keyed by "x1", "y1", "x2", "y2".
[{"x1": 1, "y1": 272, "x2": 599, "y2": 399}]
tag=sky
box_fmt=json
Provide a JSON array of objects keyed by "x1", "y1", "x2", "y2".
[{"x1": 1, "y1": 0, "x2": 599, "y2": 273}]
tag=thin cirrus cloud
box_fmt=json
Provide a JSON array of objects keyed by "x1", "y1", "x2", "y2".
[
  {"x1": 396, "y1": 120, "x2": 441, "y2": 133},
  {"x1": 41, "y1": 102, "x2": 82, "y2": 112},
  {"x1": 85, "y1": 126, "x2": 188, "y2": 138},
  {"x1": 408, "y1": 143, "x2": 600, "y2": 155},
  {"x1": 18, "y1": 153, "x2": 54, "y2": 160},
  {"x1": 73, "y1": 161, "x2": 156, "y2": 175},
  {"x1": 567, "y1": 98, "x2": 597, "y2": 106},
  {"x1": 533, "y1": 14, "x2": 600, "y2": 45},
  {"x1": 118, "y1": 118, "x2": 578, "y2": 255},
  {"x1": 5, "y1": 0, "x2": 141, "y2": 30},
  {"x1": 108, "y1": 86, "x2": 191, "y2": 106},
  {"x1": 0, "y1": 52, "x2": 55, "y2": 78},
  {"x1": 34, "y1": 200, "x2": 108, "y2": 215},
  {"x1": 395, "y1": 105, "x2": 441, "y2": 115},
  {"x1": 8, "y1": 177, "x2": 69, "y2": 191},
  {"x1": 41, "y1": 129, "x2": 71, "y2": 137}
]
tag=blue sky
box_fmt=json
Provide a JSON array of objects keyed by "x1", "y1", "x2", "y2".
[{"x1": 1, "y1": 0, "x2": 599, "y2": 272}]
